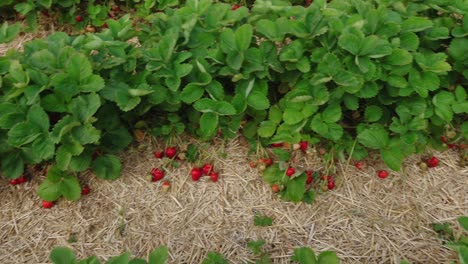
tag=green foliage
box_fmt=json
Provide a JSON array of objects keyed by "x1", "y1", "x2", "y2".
[
  {"x1": 254, "y1": 214, "x2": 273, "y2": 227},
  {"x1": 0, "y1": 22, "x2": 20, "y2": 44},
  {"x1": 201, "y1": 252, "x2": 229, "y2": 264},
  {"x1": 262, "y1": 164, "x2": 316, "y2": 203},
  {"x1": 49, "y1": 246, "x2": 168, "y2": 264},
  {"x1": 247, "y1": 239, "x2": 272, "y2": 264},
  {"x1": 432, "y1": 216, "x2": 468, "y2": 264},
  {"x1": 292, "y1": 247, "x2": 340, "y2": 264}
]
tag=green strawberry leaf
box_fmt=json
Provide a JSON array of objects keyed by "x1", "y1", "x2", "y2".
[
  {"x1": 180, "y1": 83, "x2": 205, "y2": 104},
  {"x1": 201, "y1": 252, "x2": 228, "y2": 264},
  {"x1": 247, "y1": 91, "x2": 270, "y2": 110},
  {"x1": 258, "y1": 121, "x2": 277, "y2": 138},
  {"x1": 148, "y1": 246, "x2": 169, "y2": 264},
  {"x1": 283, "y1": 173, "x2": 306, "y2": 202},
  {"x1": 385, "y1": 49, "x2": 413, "y2": 66},
  {"x1": 357, "y1": 124, "x2": 389, "y2": 149},
  {"x1": 7, "y1": 122, "x2": 42, "y2": 147},
  {"x1": 106, "y1": 253, "x2": 131, "y2": 264},
  {"x1": 458, "y1": 216, "x2": 468, "y2": 231},
  {"x1": 291, "y1": 247, "x2": 317, "y2": 264},
  {"x1": 92, "y1": 154, "x2": 122, "y2": 180},
  {"x1": 1, "y1": 151, "x2": 24, "y2": 179},
  {"x1": 50, "y1": 247, "x2": 76, "y2": 264},
  {"x1": 199, "y1": 112, "x2": 218, "y2": 139},
  {"x1": 283, "y1": 108, "x2": 303, "y2": 125},
  {"x1": 38, "y1": 167, "x2": 81, "y2": 201},
  {"x1": 364, "y1": 105, "x2": 383, "y2": 122},
  {"x1": 381, "y1": 146, "x2": 404, "y2": 171},
  {"x1": 262, "y1": 164, "x2": 282, "y2": 184},
  {"x1": 269, "y1": 105, "x2": 283, "y2": 124},
  {"x1": 402, "y1": 16, "x2": 433, "y2": 33},
  {"x1": 69, "y1": 93, "x2": 101, "y2": 123},
  {"x1": 317, "y1": 251, "x2": 339, "y2": 264},
  {"x1": 235, "y1": 24, "x2": 253, "y2": 51}
]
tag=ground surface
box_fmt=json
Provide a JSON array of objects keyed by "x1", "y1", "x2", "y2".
[{"x1": 1, "y1": 136, "x2": 467, "y2": 264}]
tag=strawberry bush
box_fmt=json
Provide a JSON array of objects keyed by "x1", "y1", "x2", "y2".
[
  {"x1": 1, "y1": 0, "x2": 467, "y2": 203},
  {"x1": 49, "y1": 245, "x2": 340, "y2": 263}
]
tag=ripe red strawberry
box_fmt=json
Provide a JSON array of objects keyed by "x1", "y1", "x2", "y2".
[
  {"x1": 153, "y1": 151, "x2": 164, "y2": 159},
  {"x1": 75, "y1": 15, "x2": 83, "y2": 22},
  {"x1": 81, "y1": 185, "x2": 91, "y2": 195},
  {"x1": 9, "y1": 179, "x2": 19, "y2": 185},
  {"x1": 165, "y1": 147, "x2": 177, "y2": 159},
  {"x1": 459, "y1": 144, "x2": 466, "y2": 150},
  {"x1": 151, "y1": 168, "x2": 165, "y2": 181},
  {"x1": 209, "y1": 172, "x2": 219, "y2": 182},
  {"x1": 112, "y1": 5, "x2": 119, "y2": 12},
  {"x1": 271, "y1": 143, "x2": 283, "y2": 148},
  {"x1": 440, "y1": 136, "x2": 448, "y2": 143},
  {"x1": 191, "y1": 167, "x2": 202, "y2": 181},
  {"x1": 161, "y1": 181, "x2": 171, "y2": 192},
  {"x1": 377, "y1": 170, "x2": 389, "y2": 179},
  {"x1": 271, "y1": 184, "x2": 280, "y2": 193},
  {"x1": 306, "y1": 171, "x2": 313, "y2": 184},
  {"x1": 17, "y1": 175, "x2": 27, "y2": 184},
  {"x1": 202, "y1": 163, "x2": 214, "y2": 175},
  {"x1": 354, "y1": 161, "x2": 365, "y2": 170},
  {"x1": 41, "y1": 10, "x2": 49, "y2": 17},
  {"x1": 102, "y1": 22, "x2": 108, "y2": 28},
  {"x1": 286, "y1": 167, "x2": 295, "y2": 177},
  {"x1": 249, "y1": 161, "x2": 257, "y2": 168},
  {"x1": 447, "y1": 143, "x2": 456, "y2": 149},
  {"x1": 42, "y1": 200, "x2": 54, "y2": 209},
  {"x1": 231, "y1": 4, "x2": 241, "y2": 10},
  {"x1": 426, "y1": 156, "x2": 439, "y2": 168},
  {"x1": 299, "y1": 141, "x2": 308, "y2": 151},
  {"x1": 262, "y1": 158, "x2": 273, "y2": 167},
  {"x1": 327, "y1": 180, "x2": 335, "y2": 190}
]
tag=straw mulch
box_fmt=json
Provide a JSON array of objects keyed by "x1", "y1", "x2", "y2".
[
  {"x1": 0, "y1": 29, "x2": 467, "y2": 264},
  {"x1": 0, "y1": 135, "x2": 466, "y2": 264}
]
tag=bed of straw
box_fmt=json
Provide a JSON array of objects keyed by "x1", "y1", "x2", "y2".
[{"x1": 0, "y1": 31, "x2": 467, "y2": 264}]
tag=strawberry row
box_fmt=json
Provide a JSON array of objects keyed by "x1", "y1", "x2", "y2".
[{"x1": 1, "y1": 0, "x2": 467, "y2": 206}]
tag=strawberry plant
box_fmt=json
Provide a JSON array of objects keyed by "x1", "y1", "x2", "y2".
[
  {"x1": 1, "y1": 0, "x2": 468, "y2": 204},
  {"x1": 254, "y1": 213, "x2": 273, "y2": 227},
  {"x1": 0, "y1": 30, "x2": 134, "y2": 201},
  {"x1": 247, "y1": 239, "x2": 272, "y2": 264},
  {"x1": 50, "y1": 245, "x2": 169, "y2": 264},
  {"x1": 292, "y1": 247, "x2": 340, "y2": 264},
  {"x1": 432, "y1": 216, "x2": 468, "y2": 264},
  {"x1": 49, "y1": 244, "x2": 338, "y2": 263}
]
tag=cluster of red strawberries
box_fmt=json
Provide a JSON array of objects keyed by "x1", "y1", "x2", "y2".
[
  {"x1": 151, "y1": 146, "x2": 220, "y2": 192},
  {"x1": 8, "y1": 175, "x2": 28, "y2": 185},
  {"x1": 190, "y1": 164, "x2": 219, "y2": 182}
]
